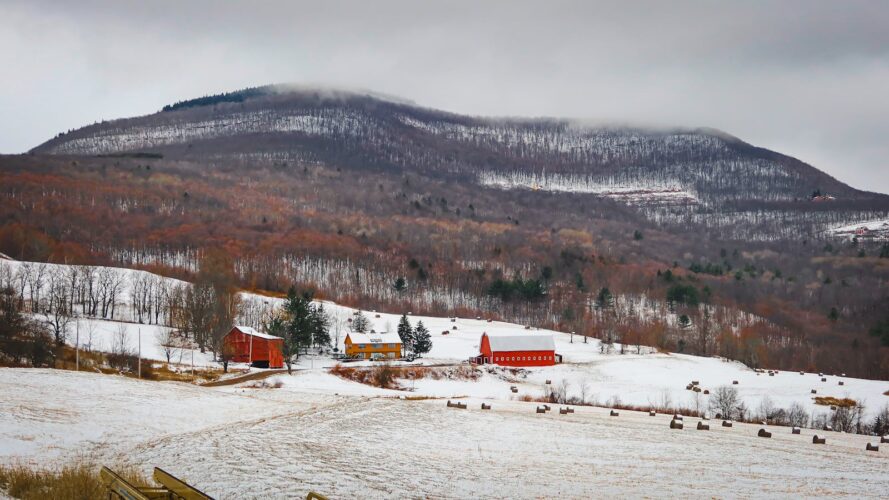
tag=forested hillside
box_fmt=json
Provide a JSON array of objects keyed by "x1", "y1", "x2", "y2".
[{"x1": 3, "y1": 86, "x2": 888, "y2": 378}]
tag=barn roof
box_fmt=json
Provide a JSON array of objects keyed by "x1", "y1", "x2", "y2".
[
  {"x1": 231, "y1": 325, "x2": 283, "y2": 341},
  {"x1": 484, "y1": 333, "x2": 555, "y2": 352},
  {"x1": 346, "y1": 331, "x2": 402, "y2": 345}
]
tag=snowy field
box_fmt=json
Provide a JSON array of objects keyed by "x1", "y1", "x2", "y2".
[
  {"x1": 1, "y1": 369, "x2": 887, "y2": 499},
  {"x1": 2, "y1": 258, "x2": 887, "y2": 421}
]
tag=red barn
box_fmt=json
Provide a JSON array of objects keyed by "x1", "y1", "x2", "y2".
[
  {"x1": 223, "y1": 326, "x2": 285, "y2": 368},
  {"x1": 475, "y1": 332, "x2": 557, "y2": 367}
]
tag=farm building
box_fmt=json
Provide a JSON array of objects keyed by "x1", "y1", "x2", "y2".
[
  {"x1": 474, "y1": 332, "x2": 558, "y2": 367},
  {"x1": 344, "y1": 331, "x2": 402, "y2": 360},
  {"x1": 223, "y1": 326, "x2": 285, "y2": 368}
]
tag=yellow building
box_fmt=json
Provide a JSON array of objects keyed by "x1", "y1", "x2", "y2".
[{"x1": 344, "y1": 331, "x2": 403, "y2": 360}]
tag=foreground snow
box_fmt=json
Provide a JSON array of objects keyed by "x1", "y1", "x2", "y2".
[{"x1": 1, "y1": 369, "x2": 886, "y2": 499}]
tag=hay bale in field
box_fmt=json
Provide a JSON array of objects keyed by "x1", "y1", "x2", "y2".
[
  {"x1": 841, "y1": 373, "x2": 846, "y2": 377},
  {"x1": 769, "y1": 372, "x2": 775, "y2": 376},
  {"x1": 693, "y1": 386, "x2": 702, "y2": 393},
  {"x1": 732, "y1": 380, "x2": 739, "y2": 385},
  {"x1": 567, "y1": 408, "x2": 575, "y2": 413},
  {"x1": 824, "y1": 424, "x2": 833, "y2": 431},
  {"x1": 450, "y1": 318, "x2": 456, "y2": 322},
  {"x1": 800, "y1": 371, "x2": 805, "y2": 375},
  {"x1": 559, "y1": 408, "x2": 569, "y2": 415},
  {"x1": 545, "y1": 379, "x2": 552, "y2": 385},
  {"x1": 475, "y1": 316, "x2": 482, "y2": 320},
  {"x1": 481, "y1": 403, "x2": 491, "y2": 410},
  {"x1": 686, "y1": 384, "x2": 694, "y2": 390},
  {"x1": 610, "y1": 410, "x2": 619, "y2": 417},
  {"x1": 758, "y1": 428, "x2": 772, "y2": 438},
  {"x1": 649, "y1": 410, "x2": 657, "y2": 417},
  {"x1": 866, "y1": 443, "x2": 880, "y2": 452},
  {"x1": 838, "y1": 381, "x2": 844, "y2": 386},
  {"x1": 812, "y1": 435, "x2": 826, "y2": 444},
  {"x1": 818, "y1": 372, "x2": 823, "y2": 376},
  {"x1": 447, "y1": 400, "x2": 455, "y2": 407},
  {"x1": 670, "y1": 419, "x2": 684, "y2": 429},
  {"x1": 375, "y1": 314, "x2": 381, "y2": 318},
  {"x1": 811, "y1": 389, "x2": 817, "y2": 394},
  {"x1": 692, "y1": 380, "x2": 700, "y2": 385},
  {"x1": 536, "y1": 406, "x2": 546, "y2": 414},
  {"x1": 722, "y1": 420, "x2": 733, "y2": 428},
  {"x1": 703, "y1": 389, "x2": 710, "y2": 395},
  {"x1": 452, "y1": 325, "x2": 458, "y2": 330},
  {"x1": 455, "y1": 402, "x2": 467, "y2": 409},
  {"x1": 486, "y1": 318, "x2": 493, "y2": 323},
  {"x1": 880, "y1": 435, "x2": 888, "y2": 443},
  {"x1": 543, "y1": 404, "x2": 551, "y2": 411},
  {"x1": 792, "y1": 427, "x2": 801, "y2": 435},
  {"x1": 673, "y1": 413, "x2": 683, "y2": 421},
  {"x1": 510, "y1": 386, "x2": 518, "y2": 393},
  {"x1": 821, "y1": 377, "x2": 827, "y2": 382},
  {"x1": 697, "y1": 421, "x2": 710, "y2": 430}
]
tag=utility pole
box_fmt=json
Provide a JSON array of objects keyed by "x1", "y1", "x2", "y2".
[{"x1": 137, "y1": 327, "x2": 141, "y2": 379}]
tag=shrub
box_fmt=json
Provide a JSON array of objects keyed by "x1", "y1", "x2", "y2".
[{"x1": 0, "y1": 461, "x2": 149, "y2": 500}]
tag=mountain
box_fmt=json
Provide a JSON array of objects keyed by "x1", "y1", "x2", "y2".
[
  {"x1": 4, "y1": 85, "x2": 889, "y2": 379},
  {"x1": 32, "y1": 86, "x2": 885, "y2": 209}
]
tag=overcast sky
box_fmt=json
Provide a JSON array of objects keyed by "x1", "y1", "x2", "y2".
[{"x1": 2, "y1": 0, "x2": 888, "y2": 193}]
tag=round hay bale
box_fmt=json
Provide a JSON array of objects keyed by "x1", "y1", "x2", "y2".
[
  {"x1": 732, "y1": 380, "x2": 739, "y2": 385},
  {"x1": 880, "y1": 435, "x2": 888, "y2": 443},
  {"x1": 838, "y1": 381, "x2": 844, "y2": 386},
  {"x1": 866, "y1": 443, "x2": 880, "y2": 452},
  {"x1": 792, "y1": 427, "x2": 801, "y2": 434},
  {"x1": 610, "y1": 410, "x2": 619, "y2": 417},
  {"x1": 812, "y1": 435, "x2": 826, "y2": 444},
  {"x1": 811, "y1": 389, "x2": 817, "y2": 394},
  {"x1": 673, "y1": 413, "x2": 683, "y2": 421},
  {"x1": 715, "y1": 413, "x2": 722, "y2": 419},
  {"x1": 450, "y1": 318, "x2": 456, "y2": 322},
  {"x1": 649, "y1": 410, "x2": 657, "y2": 417},
  {"x1": 841, "y1": 373, "x2": 846, "y2": 377},
  {"x1": 375, "y1": 314, "x2": 381, "y2": 318},
  {"x1": 703, "y1": 389, "x2": 710, "y2": 395},
  {"x1": 536, "y1": 406, "x2": 546, "y2": 414},
  {"x1": 486, "y1": 318, "x2": 493, "y2": 323},
  {"x1": 543, "y1": 404, "x2": 551, "y2": 411},
  {"x1": 821, "y1": 377, "x2": 827, "y2": 382},
  {"x1": 481, "y1": 403, "x2": 492, "y2": 410},
  {"x1": 475, "y1": 316, "x2": 482, "y2": 320},
  {"x1": 693, "y1": 386, "x2": 702, "y2": 393},
  {"x1": 670, "y1": 419, "x2": 684, "y2": 429},
  {"x1": 545, "y1": 379, "x2": 552, "y2": 385},
  {"x1": 452, "y1": 325, "x2": 458, "y2": 330},
  {"x1": 692, "y1": 380, "x2": 700, "y2": 385},
  {"x1": 800, "y1": 371, "x2": 805, "y2": 375},
  {"x1": 559, "y1": 408, "x2": 569, "y2": 415},
  {"x1": 722, "y1": 420, "x2": 733, "y2": 427},
  {"x1": 447, "y1": 400, "x2": 454, "y2": 407},
  {"x1": 769, "y1": 372, "x2": 774, "y2": 376},
  {"x1": 697, "y1": 421, "x2": 710, "y2": 430},
  {"x1": 758, "y1": 428, "x2": 772, "y2": 438}
]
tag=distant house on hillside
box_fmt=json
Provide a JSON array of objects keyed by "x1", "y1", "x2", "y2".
[
  {"x1": 223, "y1": 326, "x2": 284, "y2": 369},
  {"x1": 344, "y1": 331, "x2": 402, "y2": 360},
  {"x1": 473, "y1": 332, "x2": 558, "y2": 367}
]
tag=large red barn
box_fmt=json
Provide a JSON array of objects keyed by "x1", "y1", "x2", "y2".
[
  {"x1": 475, "y1": 332, "x2": 557, "y2": 367},
  {"x1": 223, "y1": 326, "x2": 285, "y2": 368}
]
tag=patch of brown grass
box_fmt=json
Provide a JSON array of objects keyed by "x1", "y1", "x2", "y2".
[
  {"x1": 884, "y1": 390, "x2": 889, "y2": 396},
  {"x1": 0, "y1": 460, "x2": 149, "y2": 500},
  {"x1": 814, "y1": 396, "x2": 858, "y2": 407}
]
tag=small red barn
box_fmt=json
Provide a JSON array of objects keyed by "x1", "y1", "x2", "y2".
[
  {"x1": 475, "y1": 332, "x2": 557, "y2": 367},
  {"x1": 223, "y1": 326, "x2": 285, "y2": 368}
]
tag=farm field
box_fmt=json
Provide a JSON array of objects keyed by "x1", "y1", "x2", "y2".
[{"x1": 1, "y1": 369, "x2": 887, "y2": 499}]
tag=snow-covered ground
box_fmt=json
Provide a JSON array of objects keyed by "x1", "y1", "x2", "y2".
[
  {"x1": 1, "y1": 369, "x2": 887, "y2": 499},
  {"x1": 2, "y1": 258, "x2": 887, "y2": 420},
  {"x1": 829, "y1": 218, "x2": 889, "y2": 240}
]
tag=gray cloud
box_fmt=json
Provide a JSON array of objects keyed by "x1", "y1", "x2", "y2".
[{"x1": 1, "y1": 0, "x2": 888, "y2": 192}]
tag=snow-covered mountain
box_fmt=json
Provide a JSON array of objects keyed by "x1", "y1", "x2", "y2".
[{"x1": 32, "y1": 85, "x2": 887, "y2": 210}]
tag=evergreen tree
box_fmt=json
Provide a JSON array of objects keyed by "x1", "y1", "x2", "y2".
[
  {"x1": 311, "y1": 303, "x2": 331, "y2": 349},
  {"x1": 413, "y1": 321, "x2": 432, "y2": 356},
  {"x1": 396, "y1": 314, "x2": 414, "y2": 355},
  {"x1": 352, "y1": 311, "x2": 371, "y2": 333},
  {"x1": 283, "y1": 287, "x2": 314, "y2": 358},
  {"x1": 393, "y1": 277, "x2": 406, "y2": 292}
]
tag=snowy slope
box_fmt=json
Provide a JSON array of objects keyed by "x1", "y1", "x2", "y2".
[{"x1": 1, "y1": 369, "x2": 886, "y2": 498}]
